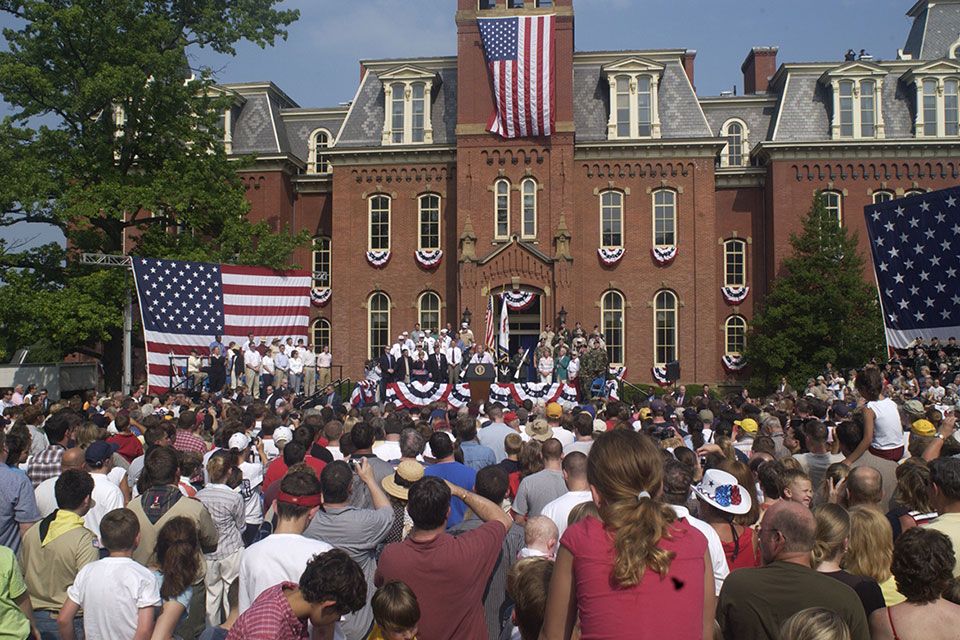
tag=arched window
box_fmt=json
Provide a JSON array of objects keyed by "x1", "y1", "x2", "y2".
[
  {"x1": 312, "y1": 236, "x2": 331, "y2": 288},
  {"x1": 411, "y1": 83, "x2": 426, "y2": 143},
  {"x1": 872, "y1": 191, "x2": 894, "y2": 204},
  {"x1": 652, "y1": 189, "x2": 677, "y2": 247},
  {"x1": 495, "y1": 179, "x2": 510, "y2": 240},
  {"x1": 615, "y1": 75, "x2": 630, "y2": 138},
  {"x1": 839, "y1": 80, "x2": 855, "y2": 138},
  {"x1": 820, "y1": 191, "x2": 842, "y2": 223},
  {"x1": 860, "y1": 79, "x2": 876, "y2": 138},
  {"x1": 418, "y1": 291, "x2": 441, "y2": 333},
  {"x1": 723, "y1": 239, "x2": 746, "y2": 287},
  {"x1": 946, "y1": 78, "x2": 959, "y2": 136},
  {"x1": 722, "y1": 120, "x2": 746, "y2": 167},
  {"x1": 311, "y1": 318, "x2": 331, "y2": 353},
  {"x1": 601, "y1": 290, "x2": 625, "y2": 365},
  {"x1": 923, "y1": 79, "x2": 938, "y2": 137},
  {"x1": 905, "y1": 188, "x2": 926, "y2": 197},
  {"x1": 654, "y1": 290, "x2": 677, "y2": 366},
  {"x1": 309, "y1": 129, "x2": 331, "y2": 174},
  {"x1": 369, "y1": 195, "x2": 391, "y2": 251},
  {"x1": 418, "y1": 194, "x2": 440, "y2": 251},
  {"x1": 600, "y1": 190, "x2": 623, "y2": 249},
  {"x1": 725, "y1": 315, "x2": 747, "y2": 356},
  {"x1": 391, "y1": 83, "x2": 405, "y2": 144},
  {"x1": 368, "y1": 292, "x2": 390, "y2": 359},
  {"x1": 521, "y1": 178, "x2": 537, "y2": 239}
]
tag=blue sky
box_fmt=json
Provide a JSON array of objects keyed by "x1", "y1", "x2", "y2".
[{"x1": 193, "y1": 0, "x2": 915, "y2": 106}]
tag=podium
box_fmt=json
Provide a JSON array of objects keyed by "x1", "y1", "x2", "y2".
[{"x1": 463, "y1": 363, "x2": 496, "y2": 407}]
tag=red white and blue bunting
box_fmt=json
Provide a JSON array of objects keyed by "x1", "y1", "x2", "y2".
[
  {"x1": 605, "y1": 379, "x2": 620, "y2": 401},
  {"x1": 381, "y1": 382, "x2": 579, "y2": 409},
  {"x1": 597, "y1": 247, "x2": 625, "y2": 266},
  {"x1": 652, "y1": 366, "x2": 671, "y2": 386},
  {"x1": 721, "y1": 286, "x2": 750, "y2": 305},
  {"x1": 366, "y1": 250, "x2": 391, "y2": 268},
  {"x1": 608, "y1": 365, "x2": 627, "y2": 381},
  {"x1": 502, "y1": 290, "x2": 537, "y2": 311},
  {"x1": 652, "y1": 245, "x2": 678, "y2": 266},
  {"x1": 350, "y1": 380, "x2": 377, "y2": 407},
  {"x1": 310, "y1": 287, "x2": 331, "y2": 307},
  {"x1": 415, "y1": 249, "x2": 443, "y2": 270},
  {"x1": 722, "y1": 354, "x2": 746, "y2": 372}
]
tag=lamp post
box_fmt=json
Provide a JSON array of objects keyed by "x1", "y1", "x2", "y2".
[
  {"x1": 558, "y1": 305, "x2": 567, "y2": 326},
  {"x1": 461, "y1": 307, "x2": 472, "y2": 327}
]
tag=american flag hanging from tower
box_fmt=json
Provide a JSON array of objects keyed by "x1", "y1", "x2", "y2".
[
  {"x1": 864, "y1": 186, "x2": 960, "y2": 349},
  {"x1": 477, "y1": 14, "x2": 555, "y2": 139}
]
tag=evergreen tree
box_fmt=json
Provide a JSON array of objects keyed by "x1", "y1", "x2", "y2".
[
  {"x1": 746, "y1": 193, "x2": 886, "y2": 390},
  {"x1": 0, "y1": 0, "x2": 305, "y2": 376}
]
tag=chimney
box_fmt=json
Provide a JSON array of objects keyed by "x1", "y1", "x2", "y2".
[
  {"x1": 741, "y1": 47, "x2": 778, "y2": 95},
  {"x1": 682, "y1": 49, "x2": 697, "y2": 92}
]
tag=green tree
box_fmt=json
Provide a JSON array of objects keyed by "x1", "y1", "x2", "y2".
[
  {"x1": 745, "y1": 193, "x2": 886, "y2": 391},
  {"x1": 0, "y1": 0, "x2": 306, "y2": 377}
]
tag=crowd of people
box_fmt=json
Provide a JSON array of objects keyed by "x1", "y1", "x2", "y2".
[{"x1": 1, "y1": 337, "x2": 960, "y2": 639}]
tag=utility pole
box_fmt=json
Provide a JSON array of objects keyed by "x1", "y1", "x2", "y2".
[{"x1": 80, "y1": 253, "x2": 133, "y2": 395}]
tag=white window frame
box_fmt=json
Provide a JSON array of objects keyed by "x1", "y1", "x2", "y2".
[
  {"x1": 599, "y1": 190, "x2": 624, "y2": 249},
  {"x1": 521, "y1": 178, "x2": 537, "y2": 240},
  {"x1": 723, "y1": 239, "x2": 746, "y2": 288},
  {"x1": 724, "y1": 315, "x2": 747, "y2": 357},
  {"x1": 602, "y1": 57, "x2": 663, "y2": 140},
  {"x1": 821, "y1": 190, "x2": 843, "y2": 224},
  {"x1": 368, "y1": 292, "x2": 391, "y2": 360},
  {"x1": 380, "y1": 66, "x2": 435, "y2": 145},
  {"x1": 905, "y1": 188, "x2": 926, "y2": 197},
  {"x1": 311, "y1": 318, "x2": 331, "y2": 353},
  {"x1": 312, "y1": 236, "x2": 331, "y2": 288},
  {"x1": 494, "y1": 179, "x2": 511, "y2": 240},
  {"x1": 601, "y1": 290, "x2": 625, "y2": 366},
  {"x1": 906, "y1": 61, "x2": 960, "y2": 138},
  {"x1": 946, "y1": 78, "x2": 959, "y2": 137},
  {"x1": 307, "y1": 128, "x2": 332, "y2": 174},
  {"x1": 652, "y1": 188, "x2": 677, "y2": 248},
  {"x1": 417, "y1": 291, "x2": 442, "y2": 334},
  {"x1": 719, "y1": 118, "x2": 749, "y2": 168},
  {"x1": 654, "y1": 290, "x2": 678, "y2": 367},
  {"x1": 368, "y1": 195, "x2": 391, "y2": 252},
  {"x1": 872, "y1": 190, "x2": 894, "y2": 204},
  {"x1": 417, "y1": 193, "x2": 441, "y2": 251},
  {"x1": 828, "y1": 77, "x2": 885, "y2": 140}
]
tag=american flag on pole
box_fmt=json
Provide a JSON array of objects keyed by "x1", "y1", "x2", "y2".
[
  {"x1": 484, "y1": 294, "x2": 496, "y2": 352},
  {"x1": 131, "y1": 257, "x2": 311, "y2": 393},
  {"x1": 864, "y1": 186, "x2": 960, "y2": 349},
  {"x1": 477, "y1": 14, "x2": 555, "y2": 139}
]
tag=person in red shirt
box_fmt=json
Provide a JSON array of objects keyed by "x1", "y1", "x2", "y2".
[
  {"x1": 228, "y1": 549, "x2": 366, "y2": 640},
  {"x1": 263, "y1": 441, "x2": 325, "y2": 492},
  {"x1": 375, "y1": 476, "x2": 514, "y2": 640},
  {"x1": 106, "y1": 413, "x2": 143, "y2": 463}
]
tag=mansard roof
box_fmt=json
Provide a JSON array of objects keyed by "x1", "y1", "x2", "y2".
[{"x1": 903, "y1": 0, "x2": 960, "y2": 60}]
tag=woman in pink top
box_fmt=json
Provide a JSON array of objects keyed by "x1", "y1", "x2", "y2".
[{"x1": 540, "y1": 430, "x2": 714, "y2": 640}]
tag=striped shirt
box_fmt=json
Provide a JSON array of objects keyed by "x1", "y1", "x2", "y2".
[{"x1": 195, "y1": 484, "x2": 246, "y2": 561}]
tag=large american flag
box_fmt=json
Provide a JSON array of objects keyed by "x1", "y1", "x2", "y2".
[
  {"x1": 864, "y1": 186, "x2": 960, "y2": 349},
  {"x1": 477, "y1": 14, "x2": 555, "y2": 139},
  {"x1": 132, "y1": 257, "x2": 311, "y2": 393}
]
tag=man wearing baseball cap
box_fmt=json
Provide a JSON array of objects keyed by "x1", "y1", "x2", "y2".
[
  {"x1": 83, "y1": 441, "x2": 124, "y2": 545},
  {"x1": 545, "y1": 402, "x2": 573, "y2": 447}
]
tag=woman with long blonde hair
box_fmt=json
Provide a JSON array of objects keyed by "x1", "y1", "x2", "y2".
[
  {"x1": 540, "y1": 430, "x2": 714, "y2": 639},
  {"x1": 813, "y1": 504, "x2": 885, "y2": 617},
  {"x1": 844, "y1": 506, "x2": 903, "y2": 606}
]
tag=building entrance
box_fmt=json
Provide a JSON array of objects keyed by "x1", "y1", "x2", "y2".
[{"x1": 494, "y1": 288, "x2": 542, "y2": 382}]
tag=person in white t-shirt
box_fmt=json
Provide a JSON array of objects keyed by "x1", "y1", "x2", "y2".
[
  {"x1": 539, "y1": 452, "x2": 592, "y2": 538},
  {"x1": 300, "y1": 340, "x2": 317, "y2": 397},
  {"x1": 228, "y1": 433, "x2": 267, "y2": 547},
  {"x1": 83, "y1": 442, "x2": 126, "y2": 546},
  {"x1": 238, "y1": 469, "x2": 332, "y2": 613},
  {"x1": 59, "y1": 509, "x2": 161, "y2": 640},
  {"x1": 287, "y1": 351, "x2": 304, "y2": 394}
]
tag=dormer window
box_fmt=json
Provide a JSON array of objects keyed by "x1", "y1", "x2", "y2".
[
  {"x1": 307, "y1": 129, "x2": 331, "y2": 174},
  {"x1": 719, "y1": 118, "x2": 749, "y2": 167},
  {"x1": 380, "y1": 65, "x2": 437, "y2": 145},
  {"x1": 822, "y1": 63, "x2": 886, "y2": 140},
  {"x1": 902, "y1": 60, "x2": 960, "y2": 138},
  {"x1": 602, "y1": 57, "x2": 663, "y2": 140}
]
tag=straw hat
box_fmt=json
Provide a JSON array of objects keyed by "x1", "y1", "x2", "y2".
[
  {"x1": 525, "y1": 418, "x2": 553, "y2": 442},
  {"x1": 381, "y1": 460, "x2": 425, "y2": 501}
]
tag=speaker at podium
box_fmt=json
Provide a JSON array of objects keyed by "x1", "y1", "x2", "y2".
[{"x1": 463, "y1": 363, "x2": 496, "y2": 406}]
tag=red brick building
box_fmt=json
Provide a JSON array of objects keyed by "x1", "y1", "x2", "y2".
[{"x1": 219, "y1": 0, "x2": 960, "y2": 384}]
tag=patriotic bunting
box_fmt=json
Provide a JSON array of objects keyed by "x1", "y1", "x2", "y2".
[
  {"x1": 382, "y1": 382, "x2": 579, "y2": 409},
  {"x1": 350, "y1": 380, "x2": 377, "y2": 407},
  {"x1": 652, "y1": 366, "x2": 671, "y2": 386},
  {"x1": 310, "y1": 287, "x2": 331, "y2": 307},
  {"x1": 597, "y1": 247, "x2": 625, "y2": 266},
  {"x1": 502, "y1": 290, "x2": 537, "y2": 311},
  {"x1": 721, "y1": 286, "x2": 749, "y2": 305},
  {"x1": 722, "y1": 354, "x2": 746, "y2": 372},
  {"x1": 652, "y1": 245, "x2": 678, "y2": 266},
  {"x1": 415, "y1": 249, "x2": 443, "y2": 269},
  {"x1": 366, "y1": 250, "x2": 391, "y2": 268}
]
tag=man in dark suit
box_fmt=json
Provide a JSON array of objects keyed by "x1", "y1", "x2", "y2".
[
  {"x1": 320, "y1": 384, "x2": 342, "y2": 408},
  {"x1": 672, "y1": 385, "x2": 687, "y2": 407},
  {"x1": 428, "y1": 343, "x2": 448, "y2": 383},
  {"x1": 378, "y1": 346, "x2": 396, "y2": 401}
]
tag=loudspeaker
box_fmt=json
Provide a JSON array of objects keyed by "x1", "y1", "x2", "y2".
[{"x1": 665, "y1": 360, "x2": 681, "y2": 383}]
